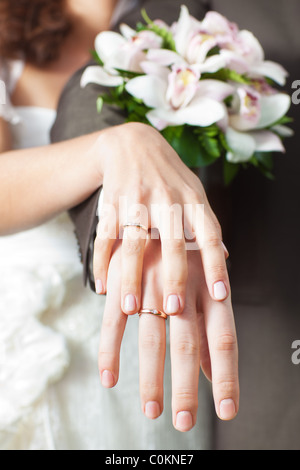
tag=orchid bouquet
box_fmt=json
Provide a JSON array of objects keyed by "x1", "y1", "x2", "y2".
[{"x1": 81, "y1": 6, "x2": 293, "y2": 184}]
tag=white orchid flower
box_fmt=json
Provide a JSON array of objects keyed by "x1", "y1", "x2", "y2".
[
  {"x1": 225, "y1": 83, "x2": 291, "y2": 162},
  {"x1": 81, "y1": 27, "x2": 163, "y2": 89},
  {"x1": 125, "y1": 64, "x2": 234, "y2": 131},
  {"x1": 225, "y1": 127, "x2": 286, "y2": 163},
  {"x1": 81, "y1": 66, "x2": 124, "y2": 89},
  {"x1": 95, "y1": 28, "x2": 163, "y2": 72},
  {"x1": 174, "y1": 7, "x2": 288, "y2": 86},
  {"x1": 219, "y1": 30, "x2": 288, "y2": 86},
  {"x1": 170, "y1": 6, "x2": 226, "y2": 72}
]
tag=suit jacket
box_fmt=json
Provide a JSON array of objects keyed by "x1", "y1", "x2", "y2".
[{"x1": 51, "y1": 0, "x2": 300, "y2": 449}]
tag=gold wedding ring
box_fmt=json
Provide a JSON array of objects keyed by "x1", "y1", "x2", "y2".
[
  {"x1": 123, "y1": 222, "x2": 149, "y2": 233},
  {"x1": 138, "y1": 309, "x2": 168, "y2": 320}
]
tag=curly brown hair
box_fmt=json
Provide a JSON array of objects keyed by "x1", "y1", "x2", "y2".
[{"x1": 0, "y1": 0, "x2": 71, "y2": 66}]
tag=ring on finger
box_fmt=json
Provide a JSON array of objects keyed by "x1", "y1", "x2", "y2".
[
  {"x1": 123, "y1": 222, "x2": 149, "y2": 233},
  {"x1": 139, "y1": 308, "x2": 168, "y2": 320}
]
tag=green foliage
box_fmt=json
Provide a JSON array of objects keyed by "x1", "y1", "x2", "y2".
[
  {"x1": 162, "y1": 125, "x2": 225, "y2": 168},
  {"x1": 90, "y1": 50, "x2": 103, "y2": 66},
  {"x1": 223, "y1": 159, "x2": 240, "y2": 186},
  {"x1": 202, "y1": 68, "x2": 251, "y2": 84},
  {"x1": 140, "y1": 9, "x2": 177, "y2": 51},
  {"x1": 250, "y1": 152, "x2": 275, "y2": 180}
]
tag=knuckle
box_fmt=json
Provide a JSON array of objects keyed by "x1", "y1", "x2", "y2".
[
  {"x1": 204, "y1": 232, "x2": 221, "y2": 249},
  {"x1": 140, "y1": 381, "x2": 161, "y2": 396},
  {"x1": 214, "y1": 376, "x2": 237, "y2": 397},
  {"x1": 101, "y1": 315, "x2": 124, "y2": 331},
  {"x1": 122, "y1": 238, "x2": 143, "y2": 256},
  {"x1": 174, "y1": 387, "x2": 198, "y2": 409},
  {"x1": 214, "y1": 333, "x2": 237, "y2": 353},
  {"x1": 165, "y1": 278, "x2": 187, "y2": 293},
  {"x1": 163, "y1": 237, "x2": 185, "y2": 253},
  {"x1": 121, "y1": 278, "x2": 139, "y2": 293},
  {"x1": 128, "y1": 183, "x2": 148, "y2": 203},
  {"x1": 104, "y1": 187, "x2": 119, "y2": 206},
  {"x1": 98, "y1": 349, "x2": 117, "y2": 367},
  {"x1": 95, "y1": 223, "x2": 117, "y2": 242},
  {"x1": 184, "y1": 185, "x2": 202, "y2": 205},
  {"x1": 94, "y1": 236, "x2": 110, "y2": 251},
  {"x1": 142, "y1": 333, "x2": 165, "y2": 353},
  {"x1": 174, "y1": 337, "x2": 199, "y2": 357},
  {"x1": 153, "y1": 185, "x2": 175, "y2": 205},
  {"x1": 209, "y1": 264, "x2": 227, "y2": 279}
]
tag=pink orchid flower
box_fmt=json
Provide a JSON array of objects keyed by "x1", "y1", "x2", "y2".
[
  {"x1": 219, "y1": 28, "x2": 288, "y2": 86},
  {"x1": 125, "y1": 64, "x2": 234, "y2": 131},
  {"x1": 224, "y1": 83, "x2": 291, "y2": 162}
]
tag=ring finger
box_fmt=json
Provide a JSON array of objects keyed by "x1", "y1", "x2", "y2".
[{"x1": 138, "y1": 239, "x2": 166, "y2": 420}]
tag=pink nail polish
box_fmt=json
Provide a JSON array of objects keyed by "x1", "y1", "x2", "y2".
[
  {"x1": 124, "y1": 294, "x2": 137, "y2": 313},
  {"x1": 101, "y1": 370, "x2": 115, "y2": 388},
  {"x1": 145, "y1": 402, "x2": 160, "y2": 419},
  {"x1": 220, "y1": 399, "x2": 236, "y2": 420},
  {"x1": 96, "y1": 279, "x2": 104, "y2": 295},
  {"x1": 166, "y1": 295, "x2": 180, "y2": 314},
  {"x1": 213, "y1": 281, "x2": 227, "y2": 300},
  {"x1": 175, "y1": 411, "x2": 193, "y2": 432}
]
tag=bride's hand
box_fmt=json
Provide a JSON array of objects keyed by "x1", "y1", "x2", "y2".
[
  {"x1": 94, "y1": 122, "x2": 230, "y2": 316},
  {"x1": 98, "y1": 237, "x2": 239, "y2": 431}
]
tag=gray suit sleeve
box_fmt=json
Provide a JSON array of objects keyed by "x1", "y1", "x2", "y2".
[{"x1": 50, "y1": 0, "x2": 211, "y2": 290}]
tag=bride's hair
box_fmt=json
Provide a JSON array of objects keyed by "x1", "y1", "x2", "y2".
[{"x1": 0, "y1": 0, "x2": 71, "y2": 66}]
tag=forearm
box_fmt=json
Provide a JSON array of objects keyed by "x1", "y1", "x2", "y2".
[{"x1": 0, "y1": 131, "x2": 103, "y2": 235}]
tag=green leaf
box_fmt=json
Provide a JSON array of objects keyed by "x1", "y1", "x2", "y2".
[
  {"x1": 96, "y1": 96, "x2": 104, "y2": 113},
  {"x1": 141, "y1": 8, "x2": 153, "y2": 25},
  {"x1": 140, "y1": 8, "x2": 176, "y2": 51},
  {"x1": 90, "y1": 50, "x2": 104, "y2": 66},
  {"x1": 254, "y1": 151, "x2": 274, "y2": 171},
  {"x1": 223, "y1": 159, "x2": 240, "y2": 186},
  {"x1": 114, "y1": 68, "x2": 143, "y2": 79},
  {"x1": 202, "y1": 68, "x2": 251, "y2": 84},
  {"x1": 162, "y1": 126, "x2": 220, "y2": 168},
  {"x1": 269, "y1": 115, "x2": 294, "y2": 127},
  {"x1": 249, "y1": 152, "x2": 276, "y2": 180}
]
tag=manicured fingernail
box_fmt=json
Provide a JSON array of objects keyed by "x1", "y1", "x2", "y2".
[
  {"x1": 220, "y1": 399, "x2": 236, "y2": 420},
  {"x1": 213, "y1": 281, "x2": 227, "y2": 300},
  {"x1": 101, "y1": 370, "x2": 115, "y2": 388},
  {"x1": 175, "y1": 411, "x2": 193, "y2": 432},
  {"x1": 145, "y1": 401, "x2": 161, "y2": 420},
  {"x1": 124, "y1": 294, "x2": 137, "y2": 313},
  {"x1": 166, "y1": 295, "x2": 180, "y2": 314},
  {"x1": 96, "y1": 279, "x2": 104, "y2": 295}
]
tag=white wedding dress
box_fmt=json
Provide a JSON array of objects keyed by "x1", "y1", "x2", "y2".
[{"x1": 0, "y1": 2, "x2": 212, "y2": 451}]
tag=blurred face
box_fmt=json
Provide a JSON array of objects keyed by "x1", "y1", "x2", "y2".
[{"x1": 65, "y1": 0, "x2": 119, "y2": 35}]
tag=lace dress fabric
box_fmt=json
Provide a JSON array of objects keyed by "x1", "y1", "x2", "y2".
[{"x1": 0, "y1": 3, "x2": 212, "y2": 450}]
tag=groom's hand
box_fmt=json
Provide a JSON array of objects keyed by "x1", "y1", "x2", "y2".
[{"x1": 98, "y1": 237, "x2": 239, "y2": 432}]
